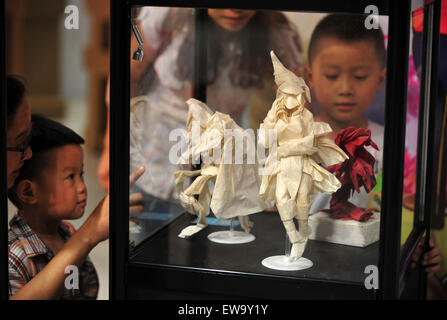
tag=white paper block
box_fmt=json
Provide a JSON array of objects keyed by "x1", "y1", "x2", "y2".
[
  {"x1": 129, "y1": 221, "x2": 142, "y2": 234},
  {"x1": 207, "y1": 231, "x2": 255, "y2": 244},
  {"x1": 308, "y1": 211, "x2": 380, "y2": 247},
  {"x1": 262, "y1": 255, "x2": 313, "y2": 271}
]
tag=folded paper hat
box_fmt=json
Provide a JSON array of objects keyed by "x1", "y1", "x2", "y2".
[{"x1": 270, "y1": 50, "x2": 311, "y2": 109}]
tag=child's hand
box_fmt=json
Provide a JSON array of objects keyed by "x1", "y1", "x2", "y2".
[
  {"x1": 422, "y1": 237, "x2": 442, "y2": 274},
  {"x1": 411, "y1": 236, "x2": 442, "y2": 275},
  {"x1": 81, "y1": 195, "x2": 110, "y2": 248},
  {"x1": 93, "y1": 195, "x2": 110, "y2": 244},
  {"x1": 130, "y1": 166, "x2": 146, "y2": 213}
]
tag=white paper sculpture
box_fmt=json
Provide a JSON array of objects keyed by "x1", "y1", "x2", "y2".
[
  {"x1": 259, "y1": 51, "x2": 348, "y2": 263},
  {"x1": 175, "y1": 98, "x2": 270, "y2": 239}
]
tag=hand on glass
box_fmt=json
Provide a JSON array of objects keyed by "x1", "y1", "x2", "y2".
[
  {"x1": 411, "y1": 236, "x2": 442, "y2": 275},
  {"x1": 130, "y1": 166, "x2": 146, "y2": 213}
]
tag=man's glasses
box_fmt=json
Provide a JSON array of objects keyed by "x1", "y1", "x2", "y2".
[{"x1": 7, "y1": 134, "x2": 31, "y2": 161}]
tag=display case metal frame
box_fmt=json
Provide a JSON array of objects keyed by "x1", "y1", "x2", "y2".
[
  {"x1": 1, "y1": 0, "x2": 7, "y2": 301},
  {"x1": 399, "y1": 0, "x2": 442, "y2": 300},
  {"x1": 107, "y1": 0, "x2": 429, "y2": 300}
]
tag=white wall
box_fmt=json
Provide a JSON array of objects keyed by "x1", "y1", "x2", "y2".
[{"x1": 59, "y1": 0, "x2": 91, "y2": 102}]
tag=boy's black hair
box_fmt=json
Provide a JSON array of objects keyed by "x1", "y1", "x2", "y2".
[
  {"x1": 8, "y1": 114, "x2": 85, "y2": 207},
  {"x1": 26, "y1": 114, "x2": 85, "y2": 155},
  {"x1": 7, "y1": 75, "x2": 26, "y2": 127},
  {"x1": 308, "y1": 14, "x2": 386, "y2": 67}
]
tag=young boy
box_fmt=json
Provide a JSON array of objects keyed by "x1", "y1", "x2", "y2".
[
  {"x1": 305, "y1": 13, "x2": 386, "y2": 213},
  {"x1": 8, "y1": 114, "x2": 98, "y2": 299},
  {"x1": 304, "y1": 14, "x2": 443, "y2": 275}
]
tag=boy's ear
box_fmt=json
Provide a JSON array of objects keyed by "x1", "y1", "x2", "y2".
[
  {"x1": 305, "y1": 65, "x2": 314, "y2": 88},
  {"x1": 377, "y1": 67, "x2": 387, "y2": 90},
  {"x1": 16, "y1": 180, "x2": 38, "y2": 206}
]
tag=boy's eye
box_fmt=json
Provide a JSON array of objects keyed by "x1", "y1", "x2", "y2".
[
  {"x1": 355, "y1": 75, "x2": 368, "y2": 80},
  {"x1": 66, "y1": 174, "x2": 75, "y2": 180},
  {"x1": 80, "y1": 171, "x2": 84, "y2": 178},
  {"x1": 324, "y1": 74, "x2": 338, "y2": 80}
]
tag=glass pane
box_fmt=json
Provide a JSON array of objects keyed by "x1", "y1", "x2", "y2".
[
  {"x1": 400, "y1": 2, "x2": 423, "y2": 246},
  {"x1": 128, "y1": 7, "x2": 388, "y2": 291},
  {"x1": 399, "y1": 0, "x2": 447, "y2": 299},
  {"x1": 429, "y1": 0, "x2": 447, "y2": 284}
]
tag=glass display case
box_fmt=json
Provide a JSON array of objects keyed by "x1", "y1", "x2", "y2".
[
  {"x1": 399, "y1": 0, "x2": 444, "y2": 299},
  {"x1": 108, "y1": 0, "x2": 442, "y2": 299}
]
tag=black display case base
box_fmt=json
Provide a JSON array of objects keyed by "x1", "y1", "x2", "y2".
[{"x1": 127, "y1": 211, "x2": 379, "y2": 299}]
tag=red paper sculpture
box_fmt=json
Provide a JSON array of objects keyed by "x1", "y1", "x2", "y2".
[{"x1": 322, "y1": 127, "x2": 379, "y2": 222}]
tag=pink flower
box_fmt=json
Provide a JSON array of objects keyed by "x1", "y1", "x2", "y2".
[
  {"x1": 403, "y1": 148, "x2": 417, "y2": 197},
  {"x1": 407, "y1": 56, "x2": 420, "y2": 118}
]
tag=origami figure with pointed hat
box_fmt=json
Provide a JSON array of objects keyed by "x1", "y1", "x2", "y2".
[{"x1": 259, "y1": 51, "x2": 348, "y2": 261}]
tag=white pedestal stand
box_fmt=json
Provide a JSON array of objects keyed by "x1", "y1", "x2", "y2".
[
  {"x1": 129, "y1": 220, "x2": 142, "y2": 234},
  {"x1": 262, "y1": 234, "x2": 313, "y2": 271},
  {"x1": 207, "y1": 217, "x2": 255, "y2": 244},
  {"x1": 308, "y1": 211, "x2": 380, "y2": 247}
]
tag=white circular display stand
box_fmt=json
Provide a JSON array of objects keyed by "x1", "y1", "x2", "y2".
[
  {"x1": 129, "y1": 220, "x2": 142, "y2": 234},
  {"x1": 207, "y1": 230, "x2": 255, "y2": 244},
  {"x1": 262, "y1": 255, "x2": 313, "y2": 271}
]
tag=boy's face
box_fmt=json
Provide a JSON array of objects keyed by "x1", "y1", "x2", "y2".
[
  {"x1": 36, "y1": 145, "x2": 87, "y2": 221},
  {"x1": 306, "y1": 37, "x2": 386, "y2": 125}
]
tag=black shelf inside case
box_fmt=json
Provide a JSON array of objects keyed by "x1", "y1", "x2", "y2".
[{"x1": 127, "y1": 211, "x2": 379, "y2": 299}]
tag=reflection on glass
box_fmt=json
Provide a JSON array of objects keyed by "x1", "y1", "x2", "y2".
[
  {"x1": 400, "y1": 5, "x2": 423, "y2": 246},
  {"x1": 129, "y1": 7, "x2": 304, "y2": 245},
  {"x1": 306, "y1": 14, "x2": 386, "y2": 223}
]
